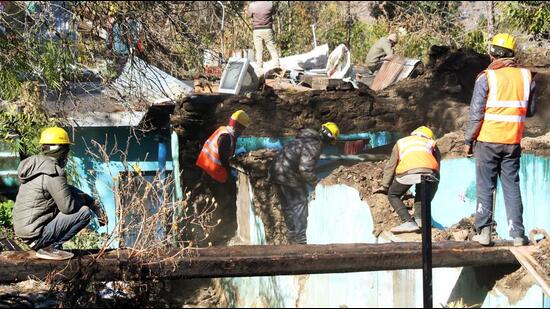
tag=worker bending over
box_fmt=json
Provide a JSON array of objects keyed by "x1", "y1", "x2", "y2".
[
  {"x1": 374, "y1": 126, "x2": 440, "y2": 233},
  {"x1": 196, "y1": 110, "x2": 250, "y2": 183},
  {"x1": 269, "y1": 122, "x2": 340, "y2": 244}
]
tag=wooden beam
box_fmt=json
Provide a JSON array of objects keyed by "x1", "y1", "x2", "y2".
[{"x1": 0, "y1": 241, "x2": 518, "y2": 283}]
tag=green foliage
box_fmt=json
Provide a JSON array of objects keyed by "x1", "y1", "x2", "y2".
[
  {"x1": 64, "y1": 229, "x2": 107, "y2": 250},
  {"x1": 371, "y1": 1, "x2": 461, "y2": 22},
  {"x1": 498, "y1": 1, "x2": 550, "y2": 36},
  {"x1": 349, "y1": 20, "x2": 389, "y2": 63},
  {"x1": 462, "y1": 29, "x2": 488, "y2": 54},
  {"x1": 0, "y1": 200, "x2": 14, "y2": 229},
  {"x1": 0, "y1": 36, "x2": 79, "y2": 101},
  {"x1": 0, "y1": 88, "x2": 59, "y2": 157}
]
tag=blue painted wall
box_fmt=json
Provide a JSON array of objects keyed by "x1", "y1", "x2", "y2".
[
  {"x1": 235, "y1": 131, "x2": 400, "y2": 154},
  {"x1": 432, "y1": 154, "x2": 550, "y2": 239},
  {"x1": 70, "y1": 127, "x2": 173, "y2": 236}
]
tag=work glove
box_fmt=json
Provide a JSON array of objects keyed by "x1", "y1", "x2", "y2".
[{"x1": 373, "y1": 186, "x2": 388, "y2": 195}]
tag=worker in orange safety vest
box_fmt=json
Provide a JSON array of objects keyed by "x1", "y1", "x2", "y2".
[
  {"x1": 196, "y1": 110, "x2": 250, "y2": 183},
  {"x1": 464, "y1": 33, "x2": 537, "y2": 247},
  {"x1": 374, "y1": 126, "x2": 441, "y2": 234}
]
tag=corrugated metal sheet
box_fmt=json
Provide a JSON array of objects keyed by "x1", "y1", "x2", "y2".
[
  {"x1": 370, "y1": 57, "x2": 421, "y2": 91},
  {"x1": 370, "y1": 57, "x2": 406, "y2": 91}
]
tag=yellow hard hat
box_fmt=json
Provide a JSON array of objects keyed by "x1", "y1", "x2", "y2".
[
  {"x1": 321, "y1": 122, "x2": 340, "y2": 141},
  {"x1": 39, "y1": 127, "x2": 72, "y2": 145},
  {"x1": 411, "y1": 126, "x2": 434, "y2": 139},
  {"x1": 490, "y1": 33, "x2": 516, "y2": 52},
  {"x1": 230, "y1": 110, "x2": 250, "y2": 127}
]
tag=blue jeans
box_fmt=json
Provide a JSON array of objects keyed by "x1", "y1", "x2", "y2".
[
  {"x1": 31, "y1": 206, "x2": 91, "y2": 250},
  {"x1": 474, "y1": 141, "x2": 524, "y2": 238}
]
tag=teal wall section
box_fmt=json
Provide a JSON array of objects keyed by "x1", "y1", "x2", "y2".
[
  {"x1": 431, "y1": 154, "x2": 550, "y2": 239},
  {"x1": 236, "y1": 131, "x2": 400, "y2": 154},
  {"x1": 70, "y1": 127, "x2": 173, "y2": 237}
]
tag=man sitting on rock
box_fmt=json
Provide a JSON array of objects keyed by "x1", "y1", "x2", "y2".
[
  {"x1": 13, "y1": 127, "x2": 107, "y2": 260},
  {"x1": 374, "y1": 126, "x2": 441, "y2": 233}
]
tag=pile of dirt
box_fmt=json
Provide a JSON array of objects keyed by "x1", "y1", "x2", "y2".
[
  {"x1": 494, "y1": 267, "x2": 534, "y2": 305},
  {"x1": 171, "y1": 47, "x2": 494, "y2": 142},
  {"x1": 432, "y1": 216, "x2": 475, "y2": 241},
  {"x1": 438, "y1": 130, "x2": 550, "y2": 158},
  {"x1": 521, "y1": 131, "x2": 550, "y2": 156},
  {"x1": 532, "y1": 239, "x2": 550, "y2": 278}
]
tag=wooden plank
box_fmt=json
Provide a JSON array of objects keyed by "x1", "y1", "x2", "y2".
[
  {"x1": 509, "y1": 246, "x2": 550, "y2": 296},
  {"x1": 0, "y1": 241, "x2": 519, "y2": 283}
]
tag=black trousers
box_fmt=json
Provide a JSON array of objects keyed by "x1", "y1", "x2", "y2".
[
  {"x1": 474, "y1": 141, "x2": 524, "y2": 238},
  {"x1": 388, "y1": 179, "x2": 438, "y2": 223},
  {"x1": 277, "y1": 184, "x2": 308, "y2": 244}
]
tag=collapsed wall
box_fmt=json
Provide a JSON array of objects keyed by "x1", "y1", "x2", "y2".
[{"x1": 169, "y1": 46, "x2": 550, "y2": 247}]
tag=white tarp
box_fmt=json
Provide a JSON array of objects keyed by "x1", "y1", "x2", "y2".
[
  {"x1": 258, "y1": 44, "x2": 330, "y2": 74},
  {"x1": 110, "y1": 57, "x2": 194, "y2": 104}
]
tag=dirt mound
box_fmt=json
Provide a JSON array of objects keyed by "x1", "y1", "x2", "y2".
[
  {"x1": 533, "y1": 239, "x2": 550, "y2": 278},
  {"x1": 522, "y1": 132, "x2": 550, "y2": 156},
  {"x1": 495, "y1": 267, "x2": 534, "y2": 305},
  {"x1": 171, "y1": 47, "x2": 491, "y2": 142}
]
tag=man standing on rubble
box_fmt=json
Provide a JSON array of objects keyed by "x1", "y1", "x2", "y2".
[
  {"x1": 196, "y1": 110, "x2": 250, "y2": 183},
  {"x1": 269, "y1": 122, "x2": 340, "y2": 244},
  {"x1": 248, "y1": 1, "x2": 280, "y2": 69},
  {"x1": 366, "y1": 33, "x2": 398, "y2": 74},
  {"x1": 464, "y1": 33, "x2": 536, "y2": 247},
  {"x1": 13, "y1": 127, "x2": 107, "y2": 260},
  {"x1": 374, "y1": 126, "x2": 440, "y2": 233}
]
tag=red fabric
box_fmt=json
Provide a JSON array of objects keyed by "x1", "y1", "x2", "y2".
[{"x1": 344, "y1": 140, "x2": 365, "y2": 155}]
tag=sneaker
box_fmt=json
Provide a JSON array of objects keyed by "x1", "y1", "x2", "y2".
[
  {"x1": 513, "y1": 236, "x2": 528, "y2": 247},
  {"x1": 472, "y1": 227, "x2": 492, "y2": 246},
  {"x1": 391, "y1": 221, "x2": 420, "y2": 234},
  {"x1": 36, "y1": 246, "x2": 74, "y2": 260}
]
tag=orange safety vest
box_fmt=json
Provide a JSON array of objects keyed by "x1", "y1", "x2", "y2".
[
  {"x1": 395, "y1": 135, "x2": 439, "y2": 175},
  {"x1": 477, "y1": 67, "x2": 532, "y2": 144},
  {"x1": 196, "y1": 126, "x2": 235, "y2": 183}
]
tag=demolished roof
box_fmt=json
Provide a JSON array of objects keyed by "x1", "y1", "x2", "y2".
[{"x1": 45, "y1": 56, "x2": 194, "y2": 127}]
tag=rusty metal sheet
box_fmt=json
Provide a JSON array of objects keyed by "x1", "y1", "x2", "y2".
[
  {"x1": 370, "y1": 57, "x2": 422, "y2": 91},
  {"x1": 370, "y1": 57, "x2": 406, "y2": 91}
]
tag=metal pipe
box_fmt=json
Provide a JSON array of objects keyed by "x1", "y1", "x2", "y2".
[
  {"x1": 311, "y1": 23, "x2": 317, "y2": 48},
  {"x1": 421, "y1": 175, "x2": 433, "y2": 308},
  {"x1": 171, "y1": 130, "x2": 183, "y2": 200},
  {"x1": 217, "y1": 1, "x2": 225, "y2": 61}
]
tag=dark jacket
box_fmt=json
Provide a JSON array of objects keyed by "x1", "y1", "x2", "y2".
[
  {"x1": 381, "y1": 142, "x2": 441, "y2": 188},
  {"x1": 12, "y1": 155, "x2": 94, "y2": 240},
  {"x1": 269, "y1": 129, "x2": 322, "y2": 188},
  {"x1": 465, "y1": 59, "x2": 536, "y2": 145},
  {"x1": 248, "y1": 1, "x2": 274, "y2": 29}
]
